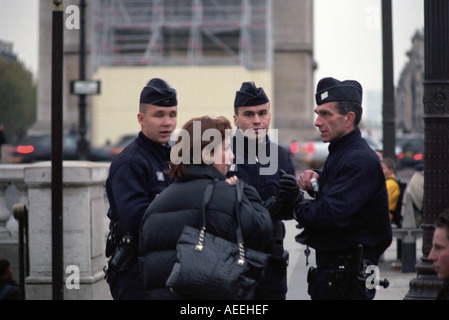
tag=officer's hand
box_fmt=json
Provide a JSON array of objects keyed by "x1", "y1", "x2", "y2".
[
  {"x1": 225, "y1": 175, "x2": 238, "y2": 185},
  {"x1": 279, "y1": 169, "x2": 299, "y2": 199},
  {"x1": 298, "y1": 170, "x2": 319, "y2": 191},
  {"x1": 263, "y1": 196, "x2": 283, "y2": 219}
]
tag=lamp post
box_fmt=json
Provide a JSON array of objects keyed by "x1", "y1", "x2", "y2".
[
  {"x1": 71, "y1": 0, "x2": 100, "y2": 158},
  {"x1": 405, "y1": 0, "x2": 449, "y2": 300},
  {"x1": 381, "y1": 0, "x2": 396, "y2": 160},
  {"x1": 77, "y1": 0, "x2": 89, "y2": 160},
  {"x1": 51, "y1": 0, "x2": 64, "y2": 300}
]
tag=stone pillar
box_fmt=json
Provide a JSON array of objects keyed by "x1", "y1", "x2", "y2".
[
  {"x1": 30, "y1": 0, "x2": 53, "y2": 134},
  {"x1": 272, "y1": 0, "x2": 316, "y2": 143},
  {"x1": 0, "y1": 164, "x2": 28, "y2": 283},
  {"x1": 24, "y1": 161, "x2": 111, "y2": 300},
  {"x1": 32, "y1": 0, "x2": 92, "y2": 135}
]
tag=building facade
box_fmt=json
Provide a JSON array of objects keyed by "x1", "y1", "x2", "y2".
[
  {"x1": 35, "y1": 0, "x2": 315, "y2": 146},
  {"x1": 395, "y1": 30, "x2": 424, "y2": 134}
]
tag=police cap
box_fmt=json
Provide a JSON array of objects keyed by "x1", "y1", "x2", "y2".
[
  {"x1": 315, "y1": 77, "x2": 362, "y2": 105},
  {"x1": 234, "y1": 81, "x2": 269, "y2": 108},
  {"x1": 139, "y1": 78, "x2": 177, "y2": 106}
]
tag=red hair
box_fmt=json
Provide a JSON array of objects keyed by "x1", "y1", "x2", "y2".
[{"x1": 170, "y1": 116, "x2": 232, "y2": 179}]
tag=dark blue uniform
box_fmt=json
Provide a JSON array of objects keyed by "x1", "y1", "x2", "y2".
[
  {"x1": 296, "y1": 128, "x2": 392, "y2": 299},
  {"x1": 227, "y1": 131, "x2": 296, "y2": 300},
  {"x1": 106, "y1": 131, "x2": 172, "y2": 300}
]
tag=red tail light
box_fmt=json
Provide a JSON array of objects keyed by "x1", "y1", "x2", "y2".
[
  {"x1": 17, "y1": 145, "x2": 35, "y2": 154},
  {"x1": 106, "y1": 147, "x2": 124, "y2": 156},
  {"x1": 413, "y1": 153, "x2": 423, "y2": 161},
  {"x1": 397, "y1": 153, "x2": 404, "y2": 160},
  {"x1": 290, "y1": 142, "x2": 299, "y2": 154},
  {"x1": 305, "y1": 142, "x2": 315, "y2": 154}
]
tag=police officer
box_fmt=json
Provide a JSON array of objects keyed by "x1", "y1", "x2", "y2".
[
  {"x1": 227, "y1": 82, "x2": 301, "y2": 300},
  {"x1": 295, "y1": 77, "x2": 392, "y2": 300},
  {"x1": 104, "y1": 78, "x2": 178, "y2": 300}
]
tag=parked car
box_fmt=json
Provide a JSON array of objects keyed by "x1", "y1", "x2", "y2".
[
  {"x1": 101, "y1": 134, "x2": 137, "y2": 159},
  {"x1": 101, "y1": 130, "x2": 182, "y2": 160},
  {"x1": 5, "y1": 134, "x2": 114, "y2": 163},
  {"x1": 395, "y1": 133, "x2": 424, "y2": 155},
  {"x1": 289, "y1": 138, "x2": 328, "y2": 169},
  {"x1": 290, "y1": 132, "x2": 382, "y2": 169},
  {"x1": 396, "y1": 137, "x2": 424, "y2": 169}
]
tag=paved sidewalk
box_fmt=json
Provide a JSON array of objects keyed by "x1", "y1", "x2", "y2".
[{"x1": 284, "y1": 220, "x2": 421, "y2": 300}]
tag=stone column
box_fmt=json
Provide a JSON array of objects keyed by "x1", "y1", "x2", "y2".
[
  {"x1": 24, "y1": 161, "x2": 111, "y2": 300},
  {"x1": 272, "y1": 0, "x2": 316, "y2": 143},
  {"x1": 0, "y1": 164, "x2": 28, "y2": 283},
  {"x1": 32, "y1": 0, "x2": 92, "y2": 135}
]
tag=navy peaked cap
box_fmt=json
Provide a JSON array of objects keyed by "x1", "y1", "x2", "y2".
[
  {"x1": 315, "y1": 77, "x2": 363, "y2": 105},
  {"x1": 234, "y1": 82, "x2": 269, "y2": 108},
  {"x1": 139, "y1": 78, "x2": 177, "y2": 106}
]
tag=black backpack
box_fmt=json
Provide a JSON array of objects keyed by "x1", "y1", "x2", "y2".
[{"x1": 387, "y1": 178, "x2": 407, "y2": 228}]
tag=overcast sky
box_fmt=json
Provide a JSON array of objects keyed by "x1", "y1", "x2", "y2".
[
  {"x1": 0, "y1": 0, "x2": 424, "y2": 92},
  {"x1": 314, "y1": 0, "x2": 424, "y2": 92}
]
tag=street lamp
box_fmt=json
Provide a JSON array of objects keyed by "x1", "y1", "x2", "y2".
[
  {"x1": 77, "y1": 0, "x2": 88, "y2": 160},
  {"x1": 51, "y1": 0, "x2": 64, "y2": 301},
  {"x1": 70, "y1": 0, "x2": 100, "y2": 160},
  {"x1": 381, "y1": 0, "x2": 396, "y2": 160}
]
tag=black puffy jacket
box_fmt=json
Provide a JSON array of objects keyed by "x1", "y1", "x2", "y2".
[{"x1": 138, "y1": 164, "x2": 273, "y2": 299}]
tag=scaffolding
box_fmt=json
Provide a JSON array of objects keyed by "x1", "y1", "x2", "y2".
[{"x1": 90, "y1": 0, "x2": 272, "y2": 70}]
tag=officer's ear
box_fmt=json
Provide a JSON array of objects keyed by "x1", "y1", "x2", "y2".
[
  {"x1": 137, "y1": 112, "x2": 144, "y2": 125},
  {"x1": 345, "y1": 111, "x2": 356, "y2": 128},
  {"x1": 233, "y1": 114, "x2": 239, "y2": 128},
  {"x1": 138, "y1": 103, "x2": 150, "y2": 125}
]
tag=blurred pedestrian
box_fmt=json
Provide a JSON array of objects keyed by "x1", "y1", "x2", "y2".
[
  {"x1": 295, "y1": 77, "x2": 392, "y2": 300},
  {"x1": 428, "y1": 209, "x2": 449, "y2": 300},
  {"x1": 104, "y1": 78, "x2": 178, "y2": 300},
  {"x1": 401, "y1": 164, "x2": 424, "y2": 227},
  {"x1": 227, "y1": 82, "x2": 302, "y2": 300},
  {"x1": 0, "y1": 257, "x2": 20, "y2": 300},
  {"x1": 139, "y1": 116, "x2": 273, "y2": 299},
  {"x1": 381, "y1": 157, "x2": 400, "y2": 223},
  {"x1": 0, "y1": 124, "x2": 7, "y2": 162}
]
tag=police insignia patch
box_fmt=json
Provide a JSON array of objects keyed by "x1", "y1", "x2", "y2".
[
  {"x1": 156, "y1": 171, "x2": 165, "y2": 181},
  {"x1": 321, "y1": 91, "x2": 328, "y2": 101}
]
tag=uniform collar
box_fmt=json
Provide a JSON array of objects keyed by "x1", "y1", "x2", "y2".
[
  {"x1": 328, "y1": 127, "x2": 361, "y2": 154},
  {"x1": 138, "y1": 131, "x2": 171, "y2": 161},
  {"x1": 233, "y1": 128, "x2": 271, "y2": 157},
  {"x1": 234, "y1": 128, "x2": 271, "y2": 143}
]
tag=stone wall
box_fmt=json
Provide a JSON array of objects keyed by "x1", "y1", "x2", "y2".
[{"x1": 0, "y1": 161, "x2": 112, "y2": 300}]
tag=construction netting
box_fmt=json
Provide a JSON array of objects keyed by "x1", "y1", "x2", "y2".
[{"x1": 90, "y1": 0, "x2": 271, "y2": 70}]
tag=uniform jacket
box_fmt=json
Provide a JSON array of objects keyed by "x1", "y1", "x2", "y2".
[
  {"x1": 105, "y1": 131, "x2": 173, "y2": 299},
  {"x1": 227, "y1": 131, "x2": 296, "y2": 202},
  {"x1": 139, "y1": 164, "x2": 273, "y2": 300},
  {"x1": 226, "y1": 131, "x2": 296, "y2": 299},
  {"x1": 106, "y1": 131, "x2": 173, "y2": 235},
  {"x1": 296, "y1": 128, "x2": 392, "y2": 265}
]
